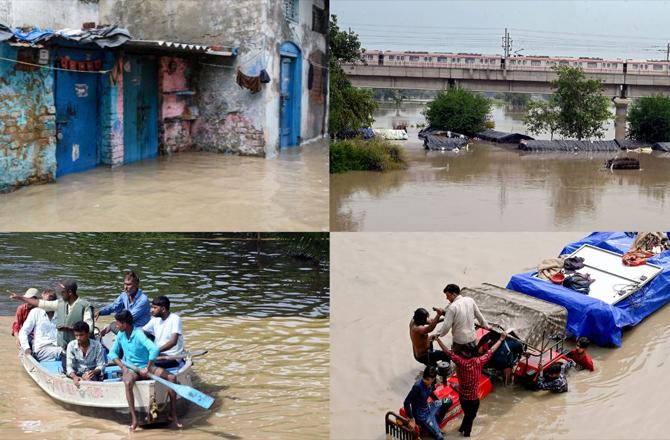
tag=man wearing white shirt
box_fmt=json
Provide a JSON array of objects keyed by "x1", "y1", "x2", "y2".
[
  {"x1": 142, "y1": 296, "x2": 184, "y2": 369},
  {"x1": 19, "y1": 290, "x2": 63, "y2": 361},
  {"x1": 433, "y1": 284, "x2": 489, "y2": 353}
]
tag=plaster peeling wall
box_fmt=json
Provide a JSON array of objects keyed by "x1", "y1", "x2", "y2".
[
  {"x1": 159, "y1": 56, "x2": 197, "y2": 153},
  {"x1": 0, "y1": 45, "x2": 56, "y2": 192},
  {"x1": 100, "y1": 52, "x2": 124, "y2": 166},
  {"x1": 2, "y1": 0, "x2": 99, "y2": 29}
]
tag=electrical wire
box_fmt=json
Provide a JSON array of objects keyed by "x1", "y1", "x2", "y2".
[{"x1": 0, "y1": 55, "x2": 112, "y2": 73}]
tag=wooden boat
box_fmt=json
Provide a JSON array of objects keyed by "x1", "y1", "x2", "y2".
[{"x1": 19, "y1": 349, "x2": 194, "y2": 425}]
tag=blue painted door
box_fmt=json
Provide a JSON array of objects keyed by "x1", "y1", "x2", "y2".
[
  {"x1": 55, "y1": 49, "x2": 100, "y2": 177},
  {"x1": 279, "y1": 56, "x2": 295, "y2": 148},
  {"x1": 123, "y1": 55, "x2": 158, "y2": 164}
]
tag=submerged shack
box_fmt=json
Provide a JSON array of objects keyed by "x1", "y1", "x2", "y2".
[
  {"x1": 519, "y1": 139, "x2": 622, "y2": 152},
  {"x1": 476, "y1": 129, "x2": 534, "y2": 144},
  {"x1": 423, "y1": 134, "x2": 468, "y2": 151}
]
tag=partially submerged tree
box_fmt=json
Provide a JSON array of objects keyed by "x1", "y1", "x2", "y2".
[
  {"x1": 551, "y1": 66, "x2": 612, "y2": 140},
  {"x1": 328, "y1": 15, "x2": 378, "y2": 136},
  {"x1": 524, "y1": 99, "x2": 561, "y2": 140},
  {"x1": 627, "y1": 94, "x2": 670, "y2": 142},
  {"x1": 424, "y1": 88, "x2": 492, "y2": 136}
]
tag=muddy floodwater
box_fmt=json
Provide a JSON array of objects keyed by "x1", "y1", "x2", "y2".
[
  {"x1": 330, "y1": 103, "x2": 670, "y2": 231},
  {"x1": 0, "y1": 142, "x2": 329, "y2": 232},
  {"x1": 0, "y1": 233, "x2": 329, "y2": 439},
  {"x1": 331, "y1": 232, "x2": 670, "y2": 440}
]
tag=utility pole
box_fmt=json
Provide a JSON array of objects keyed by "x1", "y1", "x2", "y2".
[
  {"x1": 666, "y1": 43, "x2": 669, "y2": 62},
  {"x1": 501, "y1": 28, "x2": 512, "y2": 59}
]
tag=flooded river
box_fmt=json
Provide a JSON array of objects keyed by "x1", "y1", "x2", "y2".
[
  {"x1": 0, "y1": 142, "x2": 329, "y2": 232},
  {"x1": 331, "y1": 103, "x2": 670, "y2": 231},
  {"x1": 331, "y1": 232, "x2": 670, "y2": 439},
  {"x1": 0, "y1": 233, "x2": 329, "y2": 439}
]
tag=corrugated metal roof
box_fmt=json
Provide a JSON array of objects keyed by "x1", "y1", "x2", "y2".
[{"x1": 126, "y1": 40, "x2": 236, "y2": 57}]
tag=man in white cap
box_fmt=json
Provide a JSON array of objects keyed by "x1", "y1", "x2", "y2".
[
  {"x1": 11, "y1": 288, "x2": 39, "y2": 337},
  {"x1": 19, "y1": 289, "x2": 63, "y2": 361}
]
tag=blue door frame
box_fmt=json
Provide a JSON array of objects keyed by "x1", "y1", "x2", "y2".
[
  {"x1": 54, "y1": 47, "x2": 101, "y2": 177},
  {"x1": 123, "y1": 54, "x2": 159, "y2": 164},
  {"x1": 279, "y1": 42, "x2": 302, "y2": 148}
]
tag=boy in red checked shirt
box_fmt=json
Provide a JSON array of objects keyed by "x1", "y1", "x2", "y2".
[{"x1": 567, "y1": 336, "x2": 595, "y2": 371}]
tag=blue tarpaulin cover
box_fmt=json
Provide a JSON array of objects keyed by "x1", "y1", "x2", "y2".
[{"x1": 506, "y1": 232, "x2": 670, "y2": 347}]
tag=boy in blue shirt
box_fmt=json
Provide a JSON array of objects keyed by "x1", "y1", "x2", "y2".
[{"x1": 109, "y1": 309, "x2": 182, "y2": 431}]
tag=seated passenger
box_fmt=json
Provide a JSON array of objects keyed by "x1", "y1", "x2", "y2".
[
  {"x1": 66, "y1": 321, "x2": 106, "y2": 386},
  {"x1": 537, "y1": 360, "x2": 575, "y2": 393},
  {"x1": 18, "y1": 290, "x2": 63, "y2": 361},
  {"x1": 109, "y1": 310, "x2": 181, "y2": 431},
  {"x1": 142, "y1": 296, "x2": 184, "y2": 368},
  {"x1": 11, "y1": 288, "x2": 39, "y2": 337},
  {"x1": 477, "y1": 330, "x2": 523, "y2": 385},
  {"x1": 403, "y1": 366, "x2": 452, "y2": 440},
  {"x1": 566, "y1": 336, "x2": 594, "y2": 371}
]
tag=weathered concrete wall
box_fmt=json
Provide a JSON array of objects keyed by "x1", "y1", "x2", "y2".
[
  {"x1": 0, "y1": 45, "x2": 56, "y2": 192},
  {"x1": 0, "y1": 0, "x2": 99, "y2": 29},
  {"x1": 99, "y1": 51, "x2": 124, "y2": 166},
  {"x1": 159, "y1": 56, "x2": 197, "y2": 153}
]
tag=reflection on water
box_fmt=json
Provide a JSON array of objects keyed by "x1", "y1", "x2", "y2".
[
  {"x1": 331, "y1": 124, "x2": 670, "y2": 231},
  {"x1": 331, "y1": 233, "x2": 670, "y2": 440},
  {"x1": 0, "y1": 143, "x2": 329, "y2": 232},
  {"x1": 0, "y1": 234, "x2": 329, "y2": 439}
]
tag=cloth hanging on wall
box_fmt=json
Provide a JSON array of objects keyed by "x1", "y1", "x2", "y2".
[{"x1": 236, "y1": 69, "x2": 262, "y2": 94}]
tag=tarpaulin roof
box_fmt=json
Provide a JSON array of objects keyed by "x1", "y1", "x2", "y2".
[
  {"x1": 0, "y1": 24, "x2": 131, "y2": 48},
  {"x1": 507, "y1": 232, "x2": 670, "y2": 347},
  {"x1": 475, "y1": 129, "x2": 534, "y2": 144},
  {"x1": 423, "y1": 134, "x2": 468, "y2": 151},
  {"x1": 462, "y1": 283, "x2": 568, "y2": 349},
  {"x1": 519, "y1": 139, "x2": 622, "y2": 152}
]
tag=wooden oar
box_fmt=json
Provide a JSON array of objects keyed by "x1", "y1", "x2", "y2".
[{"x1": 123, "y1": 362, "x2": 215, "y2": 409}]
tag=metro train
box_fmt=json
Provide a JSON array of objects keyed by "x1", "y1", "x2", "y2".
[{"x1": 361, "y1": 49, "x2": 670, "y2": 75}]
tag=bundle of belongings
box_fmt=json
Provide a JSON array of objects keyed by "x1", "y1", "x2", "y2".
[
  {"x1": 537, "y1": 256, "x2": 593, "y2": 294},
  {"x1": 622, "y1": 232, "x2": 670, "y2": 266}
]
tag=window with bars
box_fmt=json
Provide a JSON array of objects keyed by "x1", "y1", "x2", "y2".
[
  {"x1": 284, "y1": 0, "x2": 299, "y2": 23},
  {"x1": 312, "y1": 5, "x2": 327, "y2": 34}
]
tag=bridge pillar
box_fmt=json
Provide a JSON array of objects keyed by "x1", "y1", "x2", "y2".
[{"x1": 612, "y1": 97, "x2": 631, "y2": 141}]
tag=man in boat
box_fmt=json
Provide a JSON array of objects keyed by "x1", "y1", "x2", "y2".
[
  {"x1": 436, "y1": 332, "x2": 506, "y2": 437},
  {"x1": 66, "y1": 321, "x2": 106, "y2": 386},
  {"x1": 433, "y1": 284, "x2": 489, "y2": 353},
  {"x1": 96, "y1": 271, "x2": 151, "y2": 336},
  {"x1": 403, "y1": 366, "x2": 452, "y2": 440},
  {"x1": 18, "y1": 290, "x2": 63, "y2": 361},
  {"x1": 142, "y1": 296, "x2": 185, "y2": 368},
  {"x1": 11, "y1": 288, "x2": 39, "y2": 337},
  {"x1": 109, "y1": 309, "x2": 181, "y2": 431},
  {"x1": 10, "y1": 280, "x2": 93, "y2": 351},
  {"x1": 410, "y1": 308, "x2": 450, "y2": 367}
]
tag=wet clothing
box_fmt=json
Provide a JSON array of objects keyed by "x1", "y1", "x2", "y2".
[
  {"x1": 236, "y1": 69, "x2": 262, "y2": 93},
  {"x1": 98, "y1": 289, "x2": 150, "y2": 328},
  {"x1": 448, "y1": 349, "x2": 494, "y2": 401},
  {"x1": 142, "y1": 313, "x2": 184, "y2": 357},
  {"x1": 66, "y1": 338, "x2": 106, "y2": 378},
  {"x1": 11, "y1": 303, "x2": 31, "y2": 336},
  {"x1": 38, "y1": 297, "x2": 93, "y2": 350},
  {"x1": 567, "y1": 349, "x2": 594, "y2": 371},
  {"x1": 437, "y1": 296, "x2": 488, "y2": 345},
  {"x1": 414, "y1": 348, "x2": 450, "y2": 368},
  {"x1": 403, "y1": 379, "x2": 447, "y2": 440},
  {"x1": 108, "y1": 327, "x2": 159, "y2": 369},
  {"x1": 19, "y1": 308, "x2": 62, "y2": 361},
  {"x1": 478, "y1": 333, "x2": 523, "y2": 370},
  {"x1": 537, "y1": 361, "x2": 574, "y2": 393},
  {"x1": 459, "y1": 398, "x2": 480, "y2": 437}
]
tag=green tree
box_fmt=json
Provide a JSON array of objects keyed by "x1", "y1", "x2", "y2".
[
  {"x1": 524, "y1": 99, "x2": 561, "y2": 140},
  {"x1": 424, "y1": 88, "x2": 492, "y2": 136},
  {"x1": 551, "y1": 66, "x2": 612, "y2": 140},
  {"x1": 329, "y1": 15, "x2": 378, "y2": 136},
  {"x1": 627, "y1": 95, "x2": 670, "y2": 142}
]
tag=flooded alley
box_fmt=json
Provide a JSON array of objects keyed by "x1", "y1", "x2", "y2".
[
  {"x1": 0, "y1": 143, "x2": 329, "y2": 232},
  {"x1": 0, "y1": 233, "x2": 329, "y2": 439},
  {"x1": 331, "y1": 103, "x2": 670, "y2": 231},
  {"x1": 331, "y1": 232, "x2": 670, "y2": 440}
]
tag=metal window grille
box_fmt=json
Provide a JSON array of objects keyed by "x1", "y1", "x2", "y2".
[
  {"x1": 284, "y1": 0, "x2": 299, "y2": 22},
  {"x1": 312, "y1": 5, "x2": 327, "y2": 34}
]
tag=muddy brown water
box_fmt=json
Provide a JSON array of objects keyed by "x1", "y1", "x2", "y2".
[
  {"x1": 0, "y1": 234, "x2": 329, "y2": 439},
  {"x1": 0, "y1": 142, "x2": 329, "y2": 232},
  {"x1": 331, "y1": 132, "x2": 670, "y2": 232},
  {"x1": 331, "y1": 233, "x2": 670, "y2": 440}
]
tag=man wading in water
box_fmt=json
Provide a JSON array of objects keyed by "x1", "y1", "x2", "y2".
[{"x1": 410, "y1": 308, "x2": 451, "y2": 367}]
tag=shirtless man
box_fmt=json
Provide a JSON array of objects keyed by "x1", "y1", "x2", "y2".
[{"x1": 410, "y1": 308, "x2": 450, "y2": 367}]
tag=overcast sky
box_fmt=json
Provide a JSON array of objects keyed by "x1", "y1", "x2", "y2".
[{"x1": 332, "y1": 0, "x2": 670, "y2": 60}]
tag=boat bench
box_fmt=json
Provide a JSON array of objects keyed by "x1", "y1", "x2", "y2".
[{"x1": 37, "y1": 360, "x2": 182, "y2": 382}]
